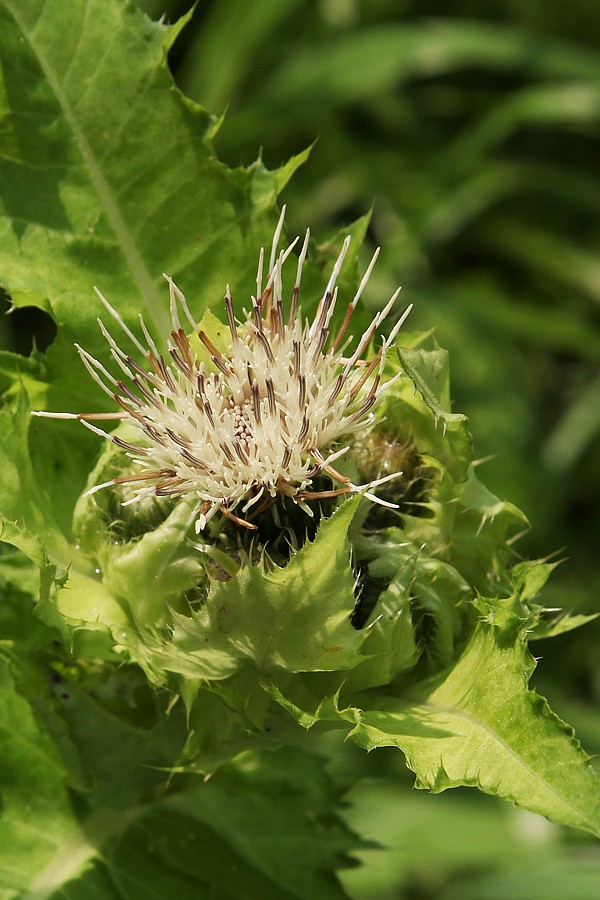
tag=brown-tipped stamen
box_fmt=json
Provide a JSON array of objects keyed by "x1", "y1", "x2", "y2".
[
  {"x1": 298, "y1": 486, "x2": 351, "y2": 500},
  {"x1": 221, "y1": 506, "x2": 258, "y2": 530},
  {"x1": 348, "y1": 349, "x2": 382, "y2": 401},
  {"x1": 224, "y1": 286, "x2": 238, "y2": 343},
  {"x1": 198, "y1": 330, "x2": 223, "y2": 360}
]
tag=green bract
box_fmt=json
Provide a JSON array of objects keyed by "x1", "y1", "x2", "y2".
[{"x1": 0, "y1": 0, "x2": 598, "y2": 896}]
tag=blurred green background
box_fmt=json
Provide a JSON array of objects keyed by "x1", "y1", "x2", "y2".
[{"x1": 3, "y1": 0, "x2": 599, "y2": 895}]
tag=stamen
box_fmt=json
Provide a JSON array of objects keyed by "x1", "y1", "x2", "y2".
[
  {"x1": 220, "y1": 442, "x2": 235, "y2": 463},
  {"x1": 155, "y1": 477, "x2": 185, "y2": 496},
  {"x1": 164, "y1": 274, "x2": 197, "y2": 331},
  {"x1": 343, "y1": 287, "x2": 401, "y2": 375},
  {"x1": 309, "y1": 327, "x2": 329, "y2": 364},
  {"x1": 224, "y1": 285, "x2": 238, "y2": 342},
  {"x1": 289, "y1": 228, "x2": 310, "y2": 326},
  {"x1": 265, "y1": 378, "x2": 276, "y2": 416},
  {"x1": 269, "y1": 204, "x2": 287, "y2": 274},
  {"x1": 234, "y1": 438, "x2": 249, "y2": 462},
  {"x1": 349, "y1": 351, "x2": 382, "y2": 401},
  {"x1": 181, "y1": 448, "x2": 209, "y2": 469},
  {"x1": 256, "y1": 247, "x2": 264, "y2": 302},
  {"x1": 131, "y1": 376, "x2": 161, "y2": 408},
  {"x1": 298, "y1": 414, "x2": 309, "y2": 443},
  {"x1": 251, "y1": 381, "x2": 262, "y2": 424},
  {"x1": 126, "y1": 355, "x2": 162, "y2": 390},
  {"x1": 76, "y1": 345, "x2": 119, "y2": 395},
  {"x1": 202, "y1": 401, "x2": 215, "y2": 428},
  {"x1": 115, "y1": 379, "x2": 143, "y2": 408},
  {"x1": 221, "y1": 506, "x2": 258, "y2": 531},
  {"x1": 147, "y1": 352, "x2": 175, "y2": 391},
  {"x1": 326, "y1": 372, "x2": 345, "y2": 406},
  {"x1": 198, "y1": 330, "x2": 223, "y2": 360},
  {"x1": 298, "y1": 374, "x2": 306, "y2": 409},
  {"x1": 113, "y1": 435, "x2": 148, "y2": 453},
  {"x1": 383, "y1": 303, "x2": 413, "y2": 350},
  {"x1": 211, "y1": 355, "x2": 232, "y2": 379},
  {"x1": 83, "y1": 479, "x2": 119, "y2": 498},
  {"x1": 171, "y1": 328, "x2": 194, "y2": 371},
  {"x1": 292, "y1": 340, "x2": 301, "y2": 379},
  {"x1": 168, "y1": 347, "x2": 192, "y2": 379},
  {"x1": 139, "y1": 314, "x2": 160, "y2": 357},
  {"x1": 331, "y1": 248, "x2": 380, "y2": 352},
  {"x1": 94, "y1": 288, "x2": 146, "y2": 355},
  {"x1": 298, "y1": 486, "x2": 351, "y2": 500},
  {"x1": 31, "y1": 410, "x2": 127, "y2": 421},
  {"x1": 254, "y1": 328, "x2": 275, "y2": 364}
]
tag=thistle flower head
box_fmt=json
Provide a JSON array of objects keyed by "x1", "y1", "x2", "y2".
[{"x1": 34, "y1": 209, "x2": 411, "y2": 532}]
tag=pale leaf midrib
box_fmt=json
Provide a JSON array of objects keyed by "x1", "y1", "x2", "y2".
[
  {"x1": 22, "y1": 807, "x2": 141, "y2": 900},
  {"x1": 6, "y1": 1, "x2": 170, "y2": 335},
  {"x1": 422, "y1": 696, "x2": 599, "y2": 832}
]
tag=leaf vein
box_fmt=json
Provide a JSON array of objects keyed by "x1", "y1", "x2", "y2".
[{"x1": 6, "y1": 1, "x2": 169, "y2": 334}]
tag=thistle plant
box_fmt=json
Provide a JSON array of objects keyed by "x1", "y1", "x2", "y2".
[
  {"x1": 34, "y1": 209, "x2": 411, "y2": 532},
  {"x1": 0, "y1": 1, "x2": 598, "y2": 896}
]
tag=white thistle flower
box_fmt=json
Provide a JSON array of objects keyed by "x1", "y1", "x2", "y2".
[{"x1": 33, "y1": 209, "x2": 411, "y2": 532}]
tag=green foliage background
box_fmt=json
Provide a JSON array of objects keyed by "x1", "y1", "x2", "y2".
[{"x1": 1, "y1": 0, "x2": 599, "y2": 897}]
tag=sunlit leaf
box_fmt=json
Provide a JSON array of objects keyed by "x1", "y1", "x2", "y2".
[{"x1": 342, "y1": 623, "x2": 600, "y2": 838}]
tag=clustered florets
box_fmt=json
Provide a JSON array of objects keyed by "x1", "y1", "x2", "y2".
[{"x1": 34, "y1": 209, "x2": 411, "y2": 532}]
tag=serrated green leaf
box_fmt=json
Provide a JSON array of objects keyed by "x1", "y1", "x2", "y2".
[
  {"x1": 341, "y1": 623, "x2": 600, "y2": 837},
  {"x1": 399, "y1": 459, "x2": 527, "y2": 599},
  {"x1": 0, "y1": 0, "x2": 295, "y2": 338},
  {"x1": 395, "y1": 343, "x2": 471, "y2": 481},
  {"x1": 529, "y1": 610, "x2": 600, "y2": 641},
  {"x1": 153, "y1": 497, "x2": 366, "y2": 679},
  {"x1": 2, "y1": 640, "x2": 183, "y2": 806},
  {"x1": 0, "y1": 348, "x2": 48, "y2": 405},
  {"x1": 511, "y1": 558, "x2": 561, "y2": 603}
]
